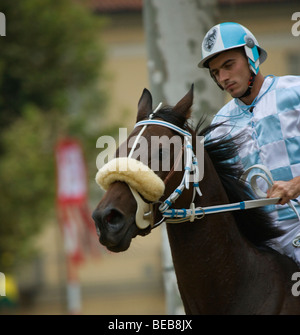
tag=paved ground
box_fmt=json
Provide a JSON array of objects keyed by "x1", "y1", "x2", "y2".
[{"x1": 1, "y1": 284, "x2": 166, "y2": 315}]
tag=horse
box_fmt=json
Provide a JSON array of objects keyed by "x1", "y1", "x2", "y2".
[{"x1": 92, "y1": 86, "x2": 300, "y2": 314}]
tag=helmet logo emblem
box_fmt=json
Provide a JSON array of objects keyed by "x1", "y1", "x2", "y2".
[{"x1": 203, "y1": 28, "x2": 217, "y2": 52}]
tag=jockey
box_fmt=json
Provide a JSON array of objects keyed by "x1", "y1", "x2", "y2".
[{"x1": 198, "y1": 22, "x2": 300, "y2": 267}]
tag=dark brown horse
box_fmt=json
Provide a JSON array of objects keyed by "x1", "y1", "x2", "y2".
[{"x1": 92, "y1": 86, "x2": 300, "y2": 314}]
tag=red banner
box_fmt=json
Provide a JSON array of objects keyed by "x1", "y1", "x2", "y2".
[
  {"x1": 55, "y1": 138, "x2": 99, "y2": 264},
  {"x1": 56, "y1": 139, "x2": 88, "y2": 205}
]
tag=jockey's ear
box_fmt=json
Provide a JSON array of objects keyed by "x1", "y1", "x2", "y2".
[
  {"x1": 173, "y1": 84, "x2": 194, "y2": 119},
  {"x1": 137, "y1": 88, "x2": 153, "y2": 122}
]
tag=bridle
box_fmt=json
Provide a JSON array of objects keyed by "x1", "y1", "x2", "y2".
[
  {"x1": 96, "y1": 104, "x2": 300, "y2": 247},
  {"x1": 133, "y1": 116, "x2": 203, "y2": 228}
]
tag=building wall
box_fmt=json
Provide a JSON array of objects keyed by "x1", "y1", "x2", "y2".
[{"x1": 101, "y1": 13, "x2": 149, "y2": 128}]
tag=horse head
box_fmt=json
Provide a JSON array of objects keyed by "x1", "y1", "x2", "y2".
[{"x1": 92, "y1": 86, "x2": 194, "y2": 252}]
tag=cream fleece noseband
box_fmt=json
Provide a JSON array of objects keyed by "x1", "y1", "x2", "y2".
[
  {"x1": 96, "y1": 157, "x2": 165, "y2": 202},
  {"x1": 96, "y1": 157, "x2": 165, "y2": 229}
]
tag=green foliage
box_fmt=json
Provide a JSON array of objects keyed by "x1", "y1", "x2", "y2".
[
  {"x1": 0, "y1": 0, "x2": 108, "y2": 271},
  {"x1": 0, "y1": 0, "x2": 107, "y2": 129},
  {"x1": 0, "y1": 106, "x2": 59, "y2": 270}
]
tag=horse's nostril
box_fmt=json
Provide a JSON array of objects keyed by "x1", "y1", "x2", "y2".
[
  {"x1": 103, "y1": 208, "x2": 124, "y2": 226},
  {"x1": 92, "y1": 208, "x2": 126, "y2": 235}
]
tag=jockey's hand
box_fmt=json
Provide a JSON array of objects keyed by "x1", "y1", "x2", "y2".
[{"x1": 267, "y1": 176, "x2": 300, "y2": 205}]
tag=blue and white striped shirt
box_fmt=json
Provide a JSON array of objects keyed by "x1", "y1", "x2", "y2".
[{"x1": 209, "y1": 75, "x2": 300, "y2": 228}]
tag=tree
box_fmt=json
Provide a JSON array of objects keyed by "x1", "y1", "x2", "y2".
[
  {"x1": 143, "y1": 0, "x2": 223, "y2": 314},
  {"x1": 0, "y1": 107, "x2": 58, "y2": 271},
  {"x1": 0, "y1": 0, "x2": 106, "y2": 131},
  {"x1": 0, "y1": 0, "x2": 107, "y2": 272}
]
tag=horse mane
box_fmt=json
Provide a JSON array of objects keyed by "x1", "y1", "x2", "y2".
[
  {"x1": 198, "y1": 121, "x2": 284, "y2": 248},
  {"x1": 152, "y1": 108, "x2": 283, "y2": 248}
]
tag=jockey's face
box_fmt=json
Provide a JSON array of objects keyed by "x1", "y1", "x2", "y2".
[{"x1": 209, "y1": 49, "x2": 251, "y2": 98}]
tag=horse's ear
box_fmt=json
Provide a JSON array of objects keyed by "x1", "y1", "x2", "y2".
[
  {"x1": 173, "y1": 84, "x2": 194, "y2": 119},
  {"x1": 137, "y1": 88, "x2": 153, "y2": 121}
]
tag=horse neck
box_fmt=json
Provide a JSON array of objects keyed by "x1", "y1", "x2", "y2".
[
  {"x1": 167, "y1": 149, "x2": 250, "y2": 254},
  {"x1": 166, "y1": 150, "x2": 257, "y2": 312}
]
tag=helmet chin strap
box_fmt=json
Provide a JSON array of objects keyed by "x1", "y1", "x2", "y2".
[{"x1": 237, "y1": 72, "x2": 256, "y2": 99}]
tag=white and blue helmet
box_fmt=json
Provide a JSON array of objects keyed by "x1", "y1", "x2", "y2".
[{"x1": 198, "y1": 22, "x2": 267, "y2": 75}]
